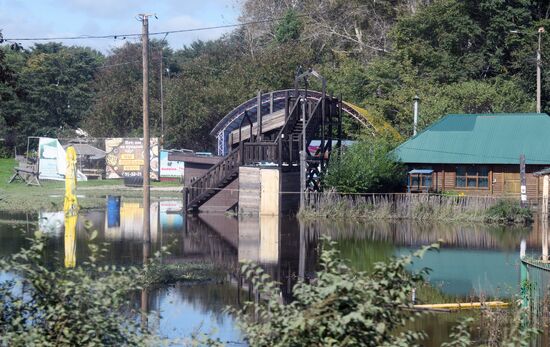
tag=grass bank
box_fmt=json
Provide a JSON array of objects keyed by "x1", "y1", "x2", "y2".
[
  {"x1": 300, "y1": 191, "x2": 533, "y2": 225},
  {"x1": 141, "y1": 261, "x2": 226, "y2": 286},
  {"x1": 0, "y1": 158, "x2": 182, "y2": 212}
]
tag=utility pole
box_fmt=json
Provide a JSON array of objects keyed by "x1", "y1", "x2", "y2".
[
  {"x1": 520, "y1": 154, "x2": 527, "y2": 208},
  {"x1": 537, "y1": 27, "x2": 545, "y2": 114},
  {"x1": 140, "y1": 13, "x2": 152, "y2": 256},
  {"x1": 299, "y1": 95, "x2": 306, "y2": 211},
  {"x1": 160, "y1": 49, "x2": 164, "y2": 148}
]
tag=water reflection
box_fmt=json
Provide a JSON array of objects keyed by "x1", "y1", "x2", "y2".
[{"x1": 2, "y1": 202, "x2": 549, "y2": 345}]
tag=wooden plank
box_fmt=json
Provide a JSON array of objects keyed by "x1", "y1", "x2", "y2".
[
  {"x1": 239, "y1": 167, "x2": 261, "y2": 215},
  {"x1": 260, "y1": 168, "x2": 279, "y2": 216},
  {"x1": 229, "y1": 110, "x2": 285, "y2": 145}
]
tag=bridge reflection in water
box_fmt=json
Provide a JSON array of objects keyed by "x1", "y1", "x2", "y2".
[
  {"x1": 33, "y1": 203, "x2": 540, "y2": 301},
  {"x1": 7, "y1": 201, "x2": 549, "y2": 344}
]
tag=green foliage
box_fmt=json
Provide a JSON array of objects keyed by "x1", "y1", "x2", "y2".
[
  {"x1": 361, "y1": 0, "x2": 549, "y2": 135},
  {"x1": 0, "y1": 43, "x2": 102, "y2": 150},
  {"x1": 230, "y1": 239, "x2": 440, "y2": 346},
  {"x1": 440, "y1": 318, "x2": 475, "y2": 347},
  {"x1": 275, "y1": 9, "x2": 302, "y2": 43},
  {"x1": 0, "y1": 230, "x2": 153, "y2": 346},
  {"x1": 83, "y1": 40, "x2": 168, "y2": 139},
  {"x1": 324, "y1": 136, "x2": 405, "y2": 193},
  {"x1": 484, "y1": 199, "x2": 533, "y2": 224}
]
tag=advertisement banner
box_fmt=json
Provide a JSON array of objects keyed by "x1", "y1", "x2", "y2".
[
  {"x1": 104, "y1": 138, "x2": 159, "y2": 180},
  {"x1": 38, "y1": 137, "x2": 87, "y2": 181},
  {"x1": 159, "y1": 150, "x2": 185, "y2": 178}
]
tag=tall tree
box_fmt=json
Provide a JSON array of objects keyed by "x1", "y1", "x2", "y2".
[
  {"x1": 0, "y1": 42, "x2": 102, "y2": 152},
  {"x1": 84, "y1": 40, "x2": 169, "y2": 139}
]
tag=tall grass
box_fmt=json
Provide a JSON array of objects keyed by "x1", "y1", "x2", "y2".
[{"x1": 300, "y1": 191, "x2": 527, "y2": 223}]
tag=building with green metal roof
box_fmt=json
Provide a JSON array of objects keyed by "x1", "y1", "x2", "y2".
[{"x1": 394, "y1": 113, "x2": 550, "y2": 199}]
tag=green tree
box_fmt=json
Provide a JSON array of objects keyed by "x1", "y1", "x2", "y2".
[
  {"x1": 164, "y1": 36, "x2": 315, "y2": 151},
  {"x1": 360, "y1": 0, "x2": 548, "y2": 135},
  {"x1": 275, "y1": 9, "x2": 302, "y2": 43},
  {"x1": 324, "y1": 136, "x2": 405, "y2": 193},
  {"x1": 0, "y1": 42, "x2": 102, "y2": 151},
  {"x1": 84, "y1": 40, "x2": 168, "y2": 139}
]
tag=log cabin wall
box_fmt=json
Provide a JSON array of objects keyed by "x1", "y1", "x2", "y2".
[{"x1": 408, "y1": 164, "x2": 548, "y2": 200}]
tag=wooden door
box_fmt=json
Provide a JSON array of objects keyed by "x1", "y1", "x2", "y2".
[{"x1": 503, "y1": 172, "x2": 520, "y2": 195}]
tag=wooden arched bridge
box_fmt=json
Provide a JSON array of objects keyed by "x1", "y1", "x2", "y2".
[{"x1": 185, "y1": 70, "x2": 399, "y2": 212}]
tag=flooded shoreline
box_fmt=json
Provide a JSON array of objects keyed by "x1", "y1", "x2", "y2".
[{"x1": 0, "y1": 196, "x2": 548, "y2": 345}]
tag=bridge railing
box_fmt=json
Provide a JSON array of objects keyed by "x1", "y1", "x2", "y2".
[
  {"x1": 187, "y1": 147, "x2": 242, "y2": 205},
  {"x1": 242, "y1": 137, "x2": 302, "y2": 169}
]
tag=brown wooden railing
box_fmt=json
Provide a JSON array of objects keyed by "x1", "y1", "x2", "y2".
[
  {"x1": 242, "y1": 137, "x2": 302, "y2": 169},
  {"x1": 187, "y1": 147, "x2": 242, "y2": 209}
]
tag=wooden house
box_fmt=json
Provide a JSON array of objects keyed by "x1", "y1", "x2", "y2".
[{"x1": 394, "y1": 113, "x2": 550, "y2": 200}]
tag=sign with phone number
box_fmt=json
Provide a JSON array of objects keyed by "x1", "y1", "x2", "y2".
[{"x1": 105, "y1": 138, "x2": 159, "y2": 180}]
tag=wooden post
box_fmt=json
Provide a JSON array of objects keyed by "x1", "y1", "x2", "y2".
[
  {"x1": 284, "y1": 90, "x2": 290, "y2": 120},
  {"x1": 278, "y1": 137, "x2": 282, "y2": 168},
  {"x1": 269, "y1": 92, "x2": 274, "y2": 114},
  {"x1": 542, "y1": 216, "x2": 548, "y2": 262},
  {"x1": 300, "y1": 96, "x2": 306, "y2": 211},
  {"x1": 442, "y1": 169, "x2": 446, "y2": 192},
  {"x1": 337, "y1": 95, "x2": 343, "y2": 157},
  {"x1": 257, "y1": 91, "x2": 262, "y2": 141},
  {"x1": 543, "y1": 175, "x2": 549, "y2": 215},
  {"x1": 320, "y1": 86, "x2": 326, "y2": 173},
  {"x1": 520, "y1": 154, "x2": 527, "y2": 207},
  {"x1": 182, "y1": 187, "x2": 188, "y2": 213},
  {"x1": 140, "y1": 14, "x2": 151, "y2": 250}
]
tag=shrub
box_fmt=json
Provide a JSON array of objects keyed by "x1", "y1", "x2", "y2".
[
  {"x1": 232, "y1": 239, "x2": 538, "y2": 347},
  {"x1": 230, "y1": 239, "x2": 439, "y2": 346},
  {"x1": 484, "y1": 200, "x2": 533, "y2": 225},
  {"x1": 324, "y1": 136, "x2": 405, "y2": 193},
  {"x1": 0, "y1": 230, "x2": 154, "y2": 346}
]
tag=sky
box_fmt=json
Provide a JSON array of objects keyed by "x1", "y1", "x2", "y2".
[{"x1": 0, "y1": 0, "x2": 242, "y2": 53}]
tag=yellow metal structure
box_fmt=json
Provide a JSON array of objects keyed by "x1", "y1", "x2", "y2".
[
  {"x1": 64, "y1": 146, "x2": 78, "y2": 268},
  {"x1": 343, "y1": 102, "x2": 402, "y2": 141},
  {"x1": 414, "y1": 301, "x2": 509, "y2": 311}
]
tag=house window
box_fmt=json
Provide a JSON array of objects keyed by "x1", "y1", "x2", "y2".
[
  {"x1": 456, "y1": 166, "x2": 489, "y2": 189},
  {"x1": 411, "y1": 174, "x2": 432, "y2": 188},
  {"x1": 408, "y1": 169, "x2": 434, "y2": 192}
]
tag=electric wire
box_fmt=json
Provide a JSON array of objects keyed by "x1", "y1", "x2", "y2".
[{"x1": 1, "y1": 14, "x2": 310, "y2": 43}]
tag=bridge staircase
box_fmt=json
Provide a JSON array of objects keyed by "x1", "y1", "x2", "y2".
[{"x1": 186, "y1": 72, "x2": 342, "y2": 212}]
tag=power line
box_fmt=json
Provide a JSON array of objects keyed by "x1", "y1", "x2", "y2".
[
  {"x1": 12, "y1": 57, "x2": 158, "y2": 78},
  {"x1": 1, "y1": 15, "x2": 308, "y2": 43}
]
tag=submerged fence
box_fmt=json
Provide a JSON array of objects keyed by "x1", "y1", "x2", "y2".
[
  {"x1": 521, "y1": 258, "x2": 550, "y2": 320},
  {"x1": 302, "y1": 192, "x2": 502, "y2": 221}
]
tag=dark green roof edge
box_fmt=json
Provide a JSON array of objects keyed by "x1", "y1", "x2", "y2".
[{"x1": 394, "y1": 112, "x2": 550, "y2": 165}]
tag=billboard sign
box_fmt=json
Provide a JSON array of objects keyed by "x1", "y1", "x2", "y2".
[
  {"x1": 104, "y1": 138, "x2": 159, "y2": 180},
  {"x1": 38, "y1": 137, "x2": 87, "y2": 181},
  {"x1": 159, "y1": 150, "x2": 185, "y2": 178}
]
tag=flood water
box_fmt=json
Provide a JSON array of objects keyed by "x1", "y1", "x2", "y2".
[{"x1": 0, "y1": 198, "x2": 548, "y2": 345}]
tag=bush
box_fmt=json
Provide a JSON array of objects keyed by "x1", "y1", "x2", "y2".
[
  {"x1": 232, "y1": 239, "x2": 538, "y2": 347},
  {"x1": 230, "y1": 239, "x2": 439, "y2": 346},
  {"x1": 0, "y1": 230, "x2": 154, "y2": 346},
  {"x1": 324, "y1": 136, "x2": 406, "y2": 193},
  {"x1": 484, "y1": 200, "x2": 533, "y2": 225}
]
